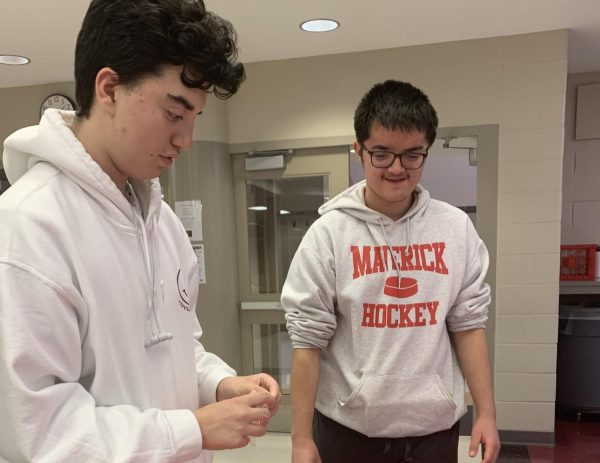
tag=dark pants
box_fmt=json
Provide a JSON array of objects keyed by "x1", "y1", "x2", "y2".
[{"x1": 313, "y1": 409, "x2": 460, "y2": 463}]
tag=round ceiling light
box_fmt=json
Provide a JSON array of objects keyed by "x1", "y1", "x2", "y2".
[
  {"x1": 300, "y1": 18, "x2": 339, "y2": 32},
  {"x1": 0, "y1": 54, "x2": 30, "y2": 65}
]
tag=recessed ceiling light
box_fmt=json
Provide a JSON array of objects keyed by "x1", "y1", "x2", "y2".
[
  {"x1": 248, "y1": 206, "x2": 268, "y2": 211},
  {"x1": 280, "y1": 209, "x2": 291, "y2": 215},
  {"x1": 0, "y1": 54, "x2": 30, "y2": 65},
  {"x1": 300, "y1": 18, "x2": 339, "y2": 33}
]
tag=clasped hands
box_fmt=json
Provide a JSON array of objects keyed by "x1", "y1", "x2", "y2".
[{"x1": 194, "y1": 373, "x2": 281, "y2": 450}]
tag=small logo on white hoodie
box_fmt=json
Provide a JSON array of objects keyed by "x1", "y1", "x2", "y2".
[{"x1": 176, "y1": 269, "x2": 191, "y2": 312}]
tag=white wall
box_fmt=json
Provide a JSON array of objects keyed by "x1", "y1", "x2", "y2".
[{"x1": 192, "y1": 93, "x2": 229, "y2": 143}]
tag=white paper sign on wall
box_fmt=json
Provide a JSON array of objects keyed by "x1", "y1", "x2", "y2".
[{"x1": 175, "y1": 200, "x2": 203, "y2": 241}]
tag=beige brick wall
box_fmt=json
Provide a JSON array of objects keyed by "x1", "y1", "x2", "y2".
[{"x1": 496, "y1": 31, "x2": 567, "y2": 433}]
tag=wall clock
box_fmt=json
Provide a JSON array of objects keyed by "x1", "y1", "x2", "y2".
[{"x1": 40, "y1": 93, "x2": 76, "y2": 118}]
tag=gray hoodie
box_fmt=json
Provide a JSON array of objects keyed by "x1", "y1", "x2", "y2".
[{"x1": 282, "y1": 180, "x2": 490, "y2": 438}]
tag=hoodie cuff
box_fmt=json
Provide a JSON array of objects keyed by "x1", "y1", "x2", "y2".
[
  {"x1": 163, "y1": 409, "x2": 205, "y2": 460},
  {"x1": 198, "y1": 367, "x2": 237, "y2": 405}
]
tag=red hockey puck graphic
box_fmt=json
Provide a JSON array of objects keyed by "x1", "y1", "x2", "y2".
[{"x1": 384, "y1": 276, "x2": 418, "y2": 298}]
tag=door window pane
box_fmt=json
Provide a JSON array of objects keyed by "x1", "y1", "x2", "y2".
[
  {"x1": 246, "y1": 176, "x2": 329, "y2": 294},
  {"x1": 251, "y1": 323, "x2": 291, "y2": 392}
]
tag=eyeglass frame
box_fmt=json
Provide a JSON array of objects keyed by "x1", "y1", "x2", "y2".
[{"x1": 360, "y1": 144, "x2": 428, "y2": 170}]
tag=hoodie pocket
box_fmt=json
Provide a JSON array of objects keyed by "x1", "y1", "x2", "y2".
[{"x1": 338, "y1": 372, "x2": 458, "y2": 437}]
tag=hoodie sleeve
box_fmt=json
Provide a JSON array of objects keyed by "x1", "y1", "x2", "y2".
[
  {"x1": 281, "y1": 224, "x2": 338, "y2": 349},
  {"x1": 446, "y1": 220, "x2": 491, "y2": 332},
  {"x1": 0, "y1": 262, "x2": 206, "y2": 463},
  {"x1": 194, "y1": 331, "x2": 237, "y2": 406}
]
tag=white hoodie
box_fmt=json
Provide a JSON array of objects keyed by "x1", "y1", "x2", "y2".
[
  {"x1": 282, "y1": 180, "x2": 490, "y2": 438},
  {"x1": 0, "y1": 110, "x2": 235, "y2": 462}
]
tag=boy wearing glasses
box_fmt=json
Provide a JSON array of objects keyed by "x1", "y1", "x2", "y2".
[{"x1": 282, "y1": 80, "x2": 499, "y2": 463}]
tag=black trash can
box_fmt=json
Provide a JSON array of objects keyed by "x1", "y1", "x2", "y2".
[{"x1": 556, "y1": 305, "x2": 600, "y2": 415}]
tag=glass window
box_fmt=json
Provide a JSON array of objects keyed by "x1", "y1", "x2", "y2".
[
  {"x1": 251, "y1": 323, "x2": 291, "y2": 392},
  {"x1": 246, "y1": 176, "x2": 329, "y2": 294}
]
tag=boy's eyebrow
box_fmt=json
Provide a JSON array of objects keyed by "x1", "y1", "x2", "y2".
[
  {"x1": 167, "y1": 93, "x2": 203, "y2": 115},
  {"x1": 370, "y1": 143, "x2": 427, "y2": 152}
]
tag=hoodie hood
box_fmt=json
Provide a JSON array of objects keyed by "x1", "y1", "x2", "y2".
[
  {"x1": 318, "y1": 179, "x2": 430, "y2": 225},
  {"x1": 3, "y1": 109, "x2": 162, "y2": 225},
  {"x1": 3, "y1": 109, "x2": 169, "y2": 349},
  {"x1": 318, "y1": 180, "x2": 431, "y2": 285}
]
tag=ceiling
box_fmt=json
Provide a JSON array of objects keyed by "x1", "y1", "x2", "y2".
[{"x1": 1, "y1": 0, "x2": 600, "y2": 89}]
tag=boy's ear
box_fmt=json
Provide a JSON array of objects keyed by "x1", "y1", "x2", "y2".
[
  {"x1": 94, "y1": 67, "x2": 120, "y2": 115},
  {"x1": 353, "y1": 141, "x2": 363, "y2": 163}
]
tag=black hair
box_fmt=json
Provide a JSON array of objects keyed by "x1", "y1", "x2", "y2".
[
  {"x1": 353, "y1": 80, "x2": 438, "y2": 146},
  {"x1": 74, "y1": 0, "x2": 245, "y2": 117}
]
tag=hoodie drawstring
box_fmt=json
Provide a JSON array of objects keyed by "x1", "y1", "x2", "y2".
[
  {"x1": 128, "y1": 183, "x2": 173, "y2": 348},
  {"x1": 378, "y1": 217, "x2": 411, "y2": 282}
]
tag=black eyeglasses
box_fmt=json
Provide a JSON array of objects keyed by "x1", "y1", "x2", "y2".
[{"x1": 361, "y1": 144, "x2": 428, "y2": 169}]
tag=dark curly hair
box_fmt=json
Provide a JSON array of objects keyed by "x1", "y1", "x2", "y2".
[
  {"x1": 354, "y1": 80, "x2": 438, "y2": 146},
  {"x1": 74, "y1": 0, "x2": 245, "y2": 117}
]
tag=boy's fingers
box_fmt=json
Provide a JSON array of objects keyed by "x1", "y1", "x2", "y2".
[{"x1": 468, "y1": 436, "x2": 479, "y2": 457}]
